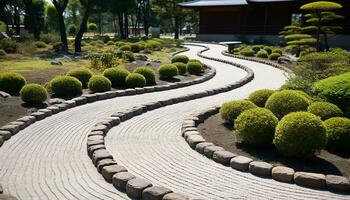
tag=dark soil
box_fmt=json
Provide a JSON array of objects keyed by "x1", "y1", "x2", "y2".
[{"x1": 198, "y1": 113, "x2": 350, "y2": 177}]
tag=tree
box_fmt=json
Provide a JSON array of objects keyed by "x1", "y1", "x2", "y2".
[
  {"x1": 51, "y1": 0, "x2": 69, "y2": 52},
  {"x1": 74, "y1": 0, "x2": 94, "y2": 52},
  {"x1": 45, "y1": 4, "x2": 59, "y2": 32},
  {"x1": 66, "y1": 0, "x2": 80, "y2": 26},
  {"x1": 109, "y1": 0, "x2": 136, "y2": 39},
  {"x1": 23, "y1": 0, "x2": 45, "y2": 39},
  {"x1": 300, "y1": 1, "x2": 343, "y2": 51}
]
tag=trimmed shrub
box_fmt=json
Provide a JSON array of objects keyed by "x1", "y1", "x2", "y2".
[
  {"x1": 158, "y1": 64, "x2": 179, "y2": 79},
  {"x1": 263, "y1": 46, "x2": 272, "y2": 54},
  {"x1": 88, "y1": 75, "x2": 111, "y2": 92},
  {"x1": 171, "y1": 55, "x2": 189, "y2": 64},
  {"x1": 187, "y1": 62, "x2": 203, "y2": 75},
  {"x1": 252, "y1": 45, "x2": 264, "y2": 53},
  {"x1": 50, "y1": 76, "x2": 82, "y2": 97},
  {"x1": 20, "y1": 83, "x2": 47, "y2": 104},
  {"x1": 188, "y1": 59, "x2": 202, "y2": 64},
  {"x1": 265, "y1": 90, "x2": 311, "y2": 118},
  {"x1": 106, "y1": 41, "x2": 115, "y2": 46},
  {"x1": 130, "y1": 43, "x2": 141, "y2": 53},
  {"x1": 274, "y1": 112, "x2": 327, "y2": 158},
  {"x1": 235, "y1": 108, "x2": 278, "y2": 147},
  {"x1": 312, "y1": 72, "x2": 350, "y2": 110},
  {"x1": 66, "y1": 68, "x2": 93, "y2": 87},
  {"x1": 173, "y1": 62, "x2": 187, "y2": 75},
  {"x1": 268, "y1": 53, "x2": 281, "y2": 60},
  {"x1": 272, "y1": 49, "x2": 283, "y2": 55},
  {"x1": 133, "y1": 66, "x2": 156, "y2": 85},
  {"x1": 0, "y1": 39, "x2": 18, "y2": 53},
  {"x1": 120, "y1": 45, "x2": 132, "y2": 51},
  {"x1": 0, "y1": 72, "x2": 26, "y2": 95},
  {"x1": 240, "y1": 48, "x2": 255, "y2": 57},
  {"x1": 35, "y1": 41, "x2": 47, "y2": 48},
  {"x1": 324, "y1": 117, "x2": 350, "y2": 152},
  {"x1": 307, "y1": 102, "x2": 343, "y2": 120},
  {"x1": 122, "y1": 51, "x2": 135, "y2": 62},
  {"x1": 220, "y1": 100, "x2": 257, "y2": 123},
  {"x1": 0, "y1": 49, "x2": 6, "y2": 57},
  {"x1": 256, "y1": 50, "x2": 268, "y2": 58},
  {"x1": 125, "y1": 73, "x2": 146, "y2": 88},
  {"x1": 248, "y1": 89, "x2": 275, "y2": 107},
  {"x1": 103, "y1": 68, "x2": 130, "y2": 87},
  {"x1": 146, "y1": 40, "x2": 161, "y2": 50}
]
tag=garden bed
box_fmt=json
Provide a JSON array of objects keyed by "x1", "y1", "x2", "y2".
[{"x1": 198, "y1": 113, "x2": 350, "y2": 177}]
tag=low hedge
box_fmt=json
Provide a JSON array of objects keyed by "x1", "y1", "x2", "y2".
[
  {"x1": 307, "y1": 102, "x2": 343, "y2": 120},
  {"x1": 274, "y1": 112, "x2": 327, "y2": 158},
  {"x1": 125, "y1": 73, "x2": 146, "y2": 88},
  {"x1": 20, "y1": 83, "x2": 48, "y2": 104},
  {"x1": 88, "y1": 75, "x2": 111, "y2": 92},
  {"x1": 134, "y1": 67, "x2": 156, "y2": 85},
  {"x1": 173, "y1": 62, "x2": 187, "y2": 75},
  {"x1": 0, "y1": 72, "x2": 26, "y2": 95},
  {"x1": 187, "y1": 62, "x2": 203, "y2": 75},
  {"x1": 248, "y1": 89, "x2": 275, "y2": 107},
  {"x1": 235, "y1": 108, "x2": 278, "y2": 147},
  {"x1": 171, "y1": 55, "x2": 189, "y2": 64},
  {"x1": 66, "y1": 68, "x2": 93, "y2": 87},
  {"x1": 220, "y1": 100, "x2": 257, "y2": 123},
  {"x1": 103, "y1": 68, "x2": 130, "y2": 87},
  {"x1": 158, "y1": 64, "x2": 178, "y2": 79},
  {"x1": 324, "y1": 117, "x2": 350, "y2": 152},
  {"x1": 50, "y1": 76, "x2": 82, "y2": 97}
]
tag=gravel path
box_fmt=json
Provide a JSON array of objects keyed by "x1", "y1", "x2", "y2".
[{"x1": 0, "y1": 43, "x2": 348, "y2": 200}]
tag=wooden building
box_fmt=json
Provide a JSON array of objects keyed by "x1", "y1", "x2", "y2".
[{"x1": 179, "y1": 0, "x2": 350, "y2": 48}]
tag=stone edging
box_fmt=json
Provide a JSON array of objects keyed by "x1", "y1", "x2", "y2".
[
  {"x1": 181, "y1": 107, "x2": 350, "y2": 194},
  {"x1": 0, "y1": 48, "x2": 216, "y2": 149}
]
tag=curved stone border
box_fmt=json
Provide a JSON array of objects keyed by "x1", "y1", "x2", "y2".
[{"x1": 181, "y1": 107, "x2": 350, "y2": 193}]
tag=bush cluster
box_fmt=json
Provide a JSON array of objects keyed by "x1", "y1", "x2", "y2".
[
  {"x1": 171, "y1": 55, "x2": 189, "y2": 64},
  {"x1": 20, "y1": 83, "x2": 47, "y2": 104},
  {"x1": 125, "y1": 73, "x2": 146, "y2": 88},
  {"x1": 173, "y1": 62, "x2": 187, "y2": 75},
  {"x1": 120, "y1": 45, "x2": 132, "y2": 51},
  {"x1": 324, "y1": 117, "x2": 350, "y2": 152},
  {"x1": 220, "y1": 100, "x2": 257, "y2": 123},
  {"x1": 0, "y1": 72, "x2": 26, "y2": 95},
  {"x1": 158, "y1": 64, "x2": 178, "y2": 79},
  {"x1": 50, "y1": 76, "x2": 82, "y2": 97},
  {"x1": 263, "y1": 46, "x2": 272, "y2": 54},
  {"x1": 103, "y1": 68, "x2": 130, "y2": 87},
  {"x1": 248, "y1": 89, "x2": 274, "y2": 107},
  {"x1": 268, "y1": 53, "x2": 281, "y2": 60},
  {"x1": 134, "y1": 67, "x2": 156, "y2": 85},
  {"x1": 256, "y1": 50, "x2": 268, "y2": 58},
  {"x1": 187, "y1": 62, "x2": 203, "y2": 75},
  {"x1": 66, "y1": 68, "x2": 93, "y2": 87},
  {"x1": 88, "y1": 75, "x2": 111, "y2": 92},
  {"x1": 307, "y1": 102, "x2": 343, "y2": 120},
  {"x1": 240, "y1": 48, "x2": 255, "y2": 57}
]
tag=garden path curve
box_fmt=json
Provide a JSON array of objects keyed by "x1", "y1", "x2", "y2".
[{"x1": 0, "y1": 43, "x2": 348, "y2": 200}]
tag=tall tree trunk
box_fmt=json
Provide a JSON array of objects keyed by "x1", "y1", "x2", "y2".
[
  {"x1": 75, "y1": 0, "x2": 92, "y2": 53},
  {"x1": 57, "y1": 11, "x2": 68, "y2": 52},
  {"x1": 118, "y1": 12, "x2": 125, "y2": 39},
  {"x1": 23, "y1": 0, "x2": 39, "y2": 39},
  {"x1": 142, "y1": 1, "x2": 150, "y2": 37},
  {"x1": 174, "y1": 16, "x2": 179, "y2": 39},
  {"x1": 14, "y1": 6, "x2": 20, "y2": 35},
  {"x1": 124, "y1": 12, "x2": 128, "y2": 38}
]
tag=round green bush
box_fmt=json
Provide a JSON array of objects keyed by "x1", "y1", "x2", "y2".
[
  {"x1": 263, "y1": 46, "x2": 272, "y2": 54},
  {"x1": 88, "y1": 75, "x2": 111, "y2": 92},
  {"x1": 324, "y1": 117, "x2": 350, "y2": 152},
  {"x1": 307, "y1": 102, "x2": 343, "y2": 120},
  {"x1": 50, "y1": 76, "x2": 82, "y2": 97},
  {"x1": 188, "y1": 59, "x2": 202, "y2": 64},
  {"x1": 0, "y1": 49, "x2": 6, "y2": 56},
  {"x1": 130, "y1": 43, "x2": 141, "y2": 53},
  {"x1": 125, "y1": 73, "x2": 146, "y2": 88},
  {"x1": 158, "y1": 64, "x2": 179, "y2": 79},
  {"x1": 248, "y1": 89, "x2": 275, "y2": 107},
  {"x1": 133, "y1": 66, "x2": 156, "y2": 85},
  {"x1": 187, "y1": 62, "x2": 203, "y2": 75},
  {"x1": 268, "y1": 53, "x2": 281, "y2": 60},
  {"x1": 274, "y1": 112, "x2": 327, "y2": 158},
  {"x1": 256, "y1": 50, "x2": 268, "y2": 58},
  {"x1": 265, "y1": 90, "x2": 311, "y2": 118},
  {"x1": 173, "y1": 62, "x2": 187, "y2": 75},
  {"x1": 235, "y1": 108, "x2": 279, "y2": 147},
  {"x1": 106, "y1": 41, "x2": 115, "y2": 46},
  {"x1": 66, "y1": 68, "x2": 93, "y2": 87},
  {"x1": 252, "y1": 45, "x2": 264, "y2": 53},
  {"x1": 103, "y1": 68, "x2": 130, "y2": 87},
  {"x1": 35, "y1": 41, "x2": 47, "y2": 48},
  {"x1": 171, "y1": 55, "x2": 189, "y2": 64},
  {"x1": 220, "y1": 100, "x2": 257, "y2": 123},
  {"x1": 272, "y1": 49, "x2": 283, "y2": 55},
  {"x1": 0, "y1": 72, "x2": 26, "y2": 95},
  {"x1": 120, "y1": 45, "x2": 131, "y2": 51},
  {"x1": 20, "y1": 83, "x2": 47, "y2": 104},
  {"x1": 240, "y1": 48, "x2": 255, "y2": 57}
]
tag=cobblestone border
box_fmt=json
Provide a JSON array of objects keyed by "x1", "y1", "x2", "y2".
[{"x1": 181, "y1": 107, "x2": 350, "y2": 194}]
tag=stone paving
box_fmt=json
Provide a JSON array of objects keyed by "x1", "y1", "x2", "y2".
[{"x1": 0, "y1": 43, "x2": 348, "y2": 200}]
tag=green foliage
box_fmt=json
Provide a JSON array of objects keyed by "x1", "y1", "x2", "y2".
[
  {"x1": 20, "y1": 83, "x2": 47, "y2": 104},
  {"x1": 0, "y1": 39, "x2": 18, "y2": 53},
  {"x1": 125, "y1": 73, "x2": 146, "y2": 88},
  {"x1": 0, "y1": 73, "x2": 27, "y2": 95},
  {"x1": 240, "y1": 48, "x2": 255, "y2": 57},
  {"x1": 107, "y1": 41, "x2": 115, "y2": 46},
  {"x1": 173, "y1": 62, "x2": 187, "y2": 75},
  {"x1": 279, "y1": 25, "x2": 315, "y2": 55},
  {"x1": 66, "y1": 68, "x2": 93, "y2": 87},
  {"x1": 256, "y1": 50, "x2": 268, "y2": 58},
  {"x1": 171, "y1": 55, "x2": 189, "y2": 64},
  {"x1": 88, "y1": 75, "x2": 111, "y2": 92},
  {"x1": 248, "y1": 89, "x2": 275, "y2": 107},
  {"x1": 45, "y1": 4, "x2": 59, "y2": 32},
  {"x1": 40, "y1": 33, "x2": 60, "y2": 44},
  {"x1": 274, "y1": 112, "x2": 327, "y2": 158},
  {"x1": 120, "y1": 45, "x2": 132, "y2": 51},
  {"x1": 146, "y1": 40, "x2": 162, "y2": 50},
  {"x1": 252, "y1": 45, "x2": 264, "y2": 53},
  {"x1": 220, "y1": 100, "x2": 257, "y2": 123},
  {"x1": 122, "y1": 51, "x2": 135, "y2": 62},
  {"x1": 301, "y1": 1, "x2": 342, "y2": 11},
  {"x1": 0, "y1": 21, "x2": 6, "y2": 32},
  {"x1": 324, "y1": 117, "x2": 350, "y2": 152},
  {"x1": 103, "y1": 68, "x2": 130, "y2": 87},
  {"x1": 0, "y1": 49, "x2": 7, "y2": 57},
  {"x1": 272, "y1": 49, "x2": 283, "y2": 55},
  {"x1": 268, "y1": 53, "x2": 281, "y2": 60},
  {"x1": 158, "y1": 64, "x2": 179, "y2": 79},
  {"x1": 263, "y1": 46, "x2": 272, "y2": 54},
  {"x1": 88, "y1": 23, "x2": 97, "y2": 32},
  {"x1": 265, "y1": 90, "x2": 312, "y2": 118},
  {"x1": 312, "y1": 72, "x2": 350, "y2": 110},
  {"x1": 307, "y1": 102, "x2": 343, "y2": 120},
  {"x1": 187, "y1": 62, "x2": 203, "y2": 75},
  {"x1": 34, "y1": 41, "x2": 47, "y2": 48},
  {"x1": 100, "y1": 53, "x2": 116, "y2": 68},
  {"x1": 235, "y1": 108, "x2": 279, "y2": 147},
  {"x1": 134, "y1": 67, "x2": 156, "y2": 85},
  {"x1": 67, "y1": 24, "x2": 77, "y2": 36},
  {"x1": 130, "y1": 43, "x2": 141, "y2": 53},
  {"x1": 50, "y1": 76, "x2": 82, "y2": 97},
  {"x1": 281, "y1": 77, "x2": 313, "y2": 95},
  {"x1": 188, "y1": 59, "x2": 202, "y2": 64}
]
